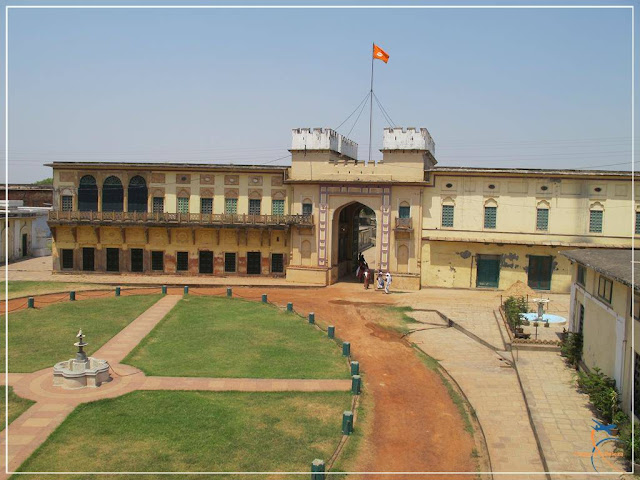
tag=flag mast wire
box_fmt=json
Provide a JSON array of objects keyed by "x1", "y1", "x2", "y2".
[{"x1": 368, "y1": 42, "x2": 375, "y2": 165}]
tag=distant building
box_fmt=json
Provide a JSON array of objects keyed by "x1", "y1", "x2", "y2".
[
  {"x1": 0, "y1": 200, "x2": 52, "y2": 263},
  {"x1": 0, "y1": 184, "x2": 53, "y2": 207},
  {"x1": 47, "y1": 127, "x2": 636, "y2": 290},
  {"x1": 561, "y1": 249, "x2": 637, "y2": 419}
]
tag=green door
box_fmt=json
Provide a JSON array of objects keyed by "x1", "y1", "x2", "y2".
[
  {"x1": 528, "y1": 255, "x2": 552, "y2": 290},
  {"x1": 477, "y1": 255, "x2": 500, "y2": 288}
]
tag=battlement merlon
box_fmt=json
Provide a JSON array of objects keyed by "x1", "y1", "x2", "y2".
[
  {"x1": 381, "y1": 127, "x2": 436, "y2": 156},
  {"x1": 290, "y1": 128, "x2": 358, "y2": 161}
]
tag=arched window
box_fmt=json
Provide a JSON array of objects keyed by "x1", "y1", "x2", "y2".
[
  {"x1": 128, "y1": 175, "x2": 148, "y2": 213},
  {"x1": 102, "y1": 176, "x2": 123, "y2": 212},
  {"x1": 78, "y1": 175, "x2": 98, "y2": 212}
]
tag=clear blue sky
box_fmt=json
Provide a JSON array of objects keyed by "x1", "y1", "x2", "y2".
[{"x1": 3, "y1": 3, "x2": 636, "y2": 183}]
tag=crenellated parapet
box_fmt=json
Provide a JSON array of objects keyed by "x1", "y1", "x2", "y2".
[
  {"x1": 291, "y1": 128, "x2": 358, "y2": 160},
  {"x1": 382, "y1": 127, "x2": 435, "y2": 155}
]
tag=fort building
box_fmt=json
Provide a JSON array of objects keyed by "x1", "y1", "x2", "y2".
[{"x1": 48, "y1": 127, "x2": 637, "y2": 291}]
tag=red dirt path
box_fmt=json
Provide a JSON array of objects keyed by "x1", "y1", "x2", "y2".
[{"x1": 5, "y1": 284, "x2": 476, "y2": 478}]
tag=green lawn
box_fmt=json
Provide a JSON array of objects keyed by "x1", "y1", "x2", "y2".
[
  {"x1": 0, "y1": 386, "x2": 34, "y2": 426},
  {"x1": 3, "y1": 281, "x2": 105, "y2": 300},
  {"x1": 124, "y1": 296, "x2": 349, "y2": 379},
  {"x1": 3, "y1": 295, "x2": 162, "y2": 373},
  {"x1": 15, "y1": 390, "x2": 351, "y2": 479}
]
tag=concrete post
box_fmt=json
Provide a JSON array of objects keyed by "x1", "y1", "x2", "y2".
[
  {"x1": 69, "y1": 291, "x2": 76, "y2": 301},
  {"x1": 227, "y1": 287, "x2": 232, "y2": 297},
  {"x1": 328, "y1": 326, "x2": 335, "y2": 338},
  {"x1": 308, "y1": 312, "x2": 315, "y2": 324},
  {"x1": 115, "y1": 286, "x2": 121, "y2": 297},
  {"x1": 342, "y1": 411, "x2": 354, "y2": 435},
  {"x1": 311, "y1": 459, "x2": 325, "y2": 480},
  {"x1": 162, "y1": 285, "x2": 167, "y2": 295},
  {"x1": 350, "y1": 361, "x2": 359, "y2": 375},
  {"x1": 287, "y1": 302, "x2": 293, "y2": 312},
  {"x1": 184, "y1": 285, "x2": 189, "y2": 295},
  {"x1": 351, "y1": 375, "x2": 361, "y2": 394},
  {"x1": 27, "y1": 297, "x2": 34, "y2": 309},
  {"x1": 342, "y1": 342, "x2": 350, "y2": 356},
  {"x1": 262, "y1": 294, "x2": 267, "y2": 303}
]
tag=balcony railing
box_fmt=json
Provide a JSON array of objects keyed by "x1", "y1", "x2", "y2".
[
  {"x1": 395, "y1": 217, "x2": 412, "y2": 230},
  {"x1": 49, "y1": 210, "x2": 314, "y2": 227}
]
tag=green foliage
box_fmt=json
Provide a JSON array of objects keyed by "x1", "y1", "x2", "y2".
[
  {"x1": 32, "y1": 177, "x2": 53, "y2": 185},
  {"x1": 576, "y1": 368, "x2": 618, "y2": 423},
  {"x1": 503, "y1": 296, "x2": 527, "y2": 332},
  {"x1": 560, "y1": 331, "x2": 583, "y2": 367},
  {"x1": 0, "y1": 386, "x2": 34, "y2": 426},
  {"x1": 619, "y1": 421, "x2": 640, "y2": 462}
]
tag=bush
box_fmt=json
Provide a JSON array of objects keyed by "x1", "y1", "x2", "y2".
[
  {"x1": 619, "y1": 421, "x2": 640, "y2": 462},
  {"x1": 503, "y1": 296, "x2": 527, "y2": 332},
  {"x1": 577, "y1": 368, "x2": 618, "y2": 423},
  {"x1": 560, "y1": 331, "x2": 583, "y2": 367}
]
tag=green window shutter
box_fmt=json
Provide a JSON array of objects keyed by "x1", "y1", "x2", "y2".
[
  {"x1": 636, "y1": 211, "x2": 640, "y2": 234},
  {"x1": 536, "y1": 208, "x2": 549, "y2": 231},
  {"x1": 225, "y1": 198, "x2": 237, "y2": 214},
  {"x1": 484, "y1": 206, "x2": 497, "y2": 229},
  {"x1": 178, "y1": 197, "x2": 189, "y2": 214},
  {"x1": 272, "y1": 199, "x2": 284, "y2": 215},
  {"x1": 398, "y1": 206, "x2": 410, "y2": 219},
  {"x1": 589, "y1": 210, "x2": 603, "y2": 233},
  {"x1": 302, "y1": 203, "x2": 312, "y2": 215},
  {"x1": 441, "y1": 205, "x2": 454, "y2": 227}
]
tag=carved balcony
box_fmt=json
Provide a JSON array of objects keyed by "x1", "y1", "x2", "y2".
[{"x1": 394, "y1": 217, "x2": 413, "y2": 231}]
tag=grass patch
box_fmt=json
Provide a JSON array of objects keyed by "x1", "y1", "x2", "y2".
[
  {"x1": 2, "y1": 295, "x2": 162, "y2": 373},
  {"x1": 3, "y1": 281, "x2": 105, "y2": 300},
  {"x1": 378, "y1": 306, "x2": 421, "y2": 335},
  {"x1": 331, "y1": 389, "x2": 370, "y2": 475},
  {"x1": 411, "y1": 344, "x2": 475, "y2": 435},
  {"x1": 15, "y1": 390, "x2": 351, "y2": 479},
  {"x1": 0, "y1": 386, "x2": 34, "y2": 426},
  {"x1": 124, "y1": 296, "x2": 349, "y2": 379}
]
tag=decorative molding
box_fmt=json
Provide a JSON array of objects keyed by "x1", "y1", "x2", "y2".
[
  {"x1": 248, "y1": 189, "x2": 262, "y2": 200},
  {"x1": 176, "y1": 174, "x2": 191, "y2": 184},
  {"x1": 176, "y1": 187, "x2": 191, "y2": 198},
  {"x1": 225, "y1": 175, "x2": 239, "y2": 185},
  {"x1": 225, "y1": 188, "x2": 239, "y2": 199},
  {"x1": 271, "y1": 175, "x2": 284, "y2": 186},
  {"x1": 249, "y1": 175, "x2": 263, "y2": 186},
  {"x1": 272, "y1": 189, "x2": 286, "y2": 201},
  {"x1": 59, "y1": 172, "x2": 76, "y2": 183},
  {"x1": 150, "y1": 173, "x2": 165, "y2": 184},
  {"x1": 199, "y1": 188, "x2": 214, "y2": 197},
  {"x1": 199, "y1": 174, "x2": 214, "y2": 185},
  {"x1": 151, "y1": 188, "x2": 165, "y2": 197}
]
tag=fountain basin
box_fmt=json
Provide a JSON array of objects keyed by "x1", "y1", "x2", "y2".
[
  {"x1": 53, "y1": 357, "x2": 111, "y2": 389},
  {"x1": 520, "y1": 313, "x2": 567, "y2": 325}
]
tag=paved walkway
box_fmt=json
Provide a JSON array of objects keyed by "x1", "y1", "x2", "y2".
[{"x1": 1, "y1": 294, "x2": 350, "y2": 478}]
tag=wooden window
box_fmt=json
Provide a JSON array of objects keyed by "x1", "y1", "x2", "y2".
[
  {"x1": 130, "y1": 249, "x2": 144, "y2": 272},
  {"x1": 597, "y1": 275, "x2": 613, "y2": 304},
  {"x1": 589, "y1": 210, "x2": 603, "y2": 233},
  {"x1": 152, "y1": 197, "x2": 164, "y2": 213},
  {"x1": 61, "y1": 249, "x2": 74, "y2": 269},
  {"x1": 302, "y1": 203, "x2": 312, "y2": 215},
  {"x1": 441, "y1": 205, "x2": 454, "y2": 227},
  {"x1": 106, "y1": 248, "x2": 119, "y2": 272},
  {"x1": 271, "y1": 253, "x2": 284, "y2": 273},
  {"x1": 151, "y1": 251, "x2": 164, "y2": 271},
  {"x1": 636, "y1": 211, "x2": 640, "y2": 234},
  {"x1": 577, "y1": 264, "x2": 586, "y2": 287},
  {"x1": 272, "y1": 199, "x2": 285, "y2": 215},
  {"x1": 82, "y1": 248, "x2": 94, "y2": 272},
  {"x1": 224, "y1": 252, "x2": 237, "y2": 273},
  {"x1": 536, "y1": 208, "x2": 549, "y2": 231},
  {"x1": 200, "y1": 198, "x2": 213, "y2": 214},
  {"x1": 61, "y1": 195, "x2": 73, "y2": 212},
  {"x1": 177, "y1": 197, "x2": 189, "y2": 214},
  {"x1": 176, "y1": 252, "x2": 189, "y2": 271},
  {"x1": 398, "y1": 205, "x2": 410, "y2": 219},
  {"x1": 484, "y1": 206, "x2": 497, "y2": 229},
  {"x1": 249, "y1": 199, "x2": 261, "y2": 215},
  {"x1": 78, "y1": 175, "x2": 98, "y2": 212},
  {"x1": 225, "y1": 198, "x2": 237, "y2": 214}
]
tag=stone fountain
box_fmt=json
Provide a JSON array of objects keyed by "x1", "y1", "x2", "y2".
[{"x1": 53, "y1": 330, "x2": 111, "y2": 389}]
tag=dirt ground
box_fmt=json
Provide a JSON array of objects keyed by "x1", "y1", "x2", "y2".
[{"x1": 4, "y1": 283, "x2": 477, "y2": 478}]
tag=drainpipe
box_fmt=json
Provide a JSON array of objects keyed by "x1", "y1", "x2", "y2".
[{"x1": 469, "y1": 255, "x2": 475, "y2": 288}]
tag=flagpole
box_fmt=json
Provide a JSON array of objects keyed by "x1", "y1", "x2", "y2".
[{"x1": 369, "y1": 42, "x2": 374, "y2": 165}]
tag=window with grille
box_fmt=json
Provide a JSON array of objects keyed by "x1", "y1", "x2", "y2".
[
  {"x1": 484, "y1": 206, "x2": 497, "y2": 229},
  {"x1": 597, "y1": 275, "x2": 613, "y2": 304},
  {"x1": 633, "y1": 292, "x2": 640, "y2": 320},
  {"x1": 272, "y1": 199, "x2": 284, "y2": 215},
  {"x1": 82, "y1": 248, "x2": 94, "y2": 272},
  {"x1": 178, "y1": 197, "x2": 189, "y2": 214},
  {"x1": 536, "y1": 208, "x2": 549, "y2": 231},
  {"x1": 224, "y1": 252, "x2": 236, "y2": 273},
  {"x1": 578, "y1": 303, "x2": 584, "y2": 334},
  {"x1": 398, "y1": 206, "x2": 410, "y2": 219},
  {"x1": 151, "y1": 251, "x2": 164, "y2": 271},
  {"x1": 249, "y1": 199, "x2": 261, "y2": 215},
  {"x1": 636, "y1": 211, "x2": 640, "y2": 234},
  {"x1": 271, "y1": 253, "x2": 284, "y2": 273},
  {"x1": 302, "y1": 203, "x2": 312, "y2": 215},
  {"x1": 152, "y1": 197, "x2": 164, "y2": 213},
  {"x1": 61, "y1": 249, "x2": 74, "y2": 269},
  {"x1": 225, "y1": 198, "x2": 237, "y2": 214},
  {"x1": 176, "y1": 252, "x2": 189, "y2": 271},
  {"x1": 441, "y1": 205, "x2": 454, "y2": 227},
  {"x1": 201, "y1": 198, "x2": 213, "y2": 214},
  {"x1": 589, "y1": 210, "x2": 603, "y2": 233},
  {"x1": 634, "y1": 352, "x2": 640, "y2": 419},
  {"x1": 61, "y1": 195, "x2": 73, "y2": 212},
  {"x1": 577, "y1": 264, "x2": 586, "y2": 286}
]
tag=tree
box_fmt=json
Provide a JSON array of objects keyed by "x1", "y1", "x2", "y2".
[{"x1": 33, "y1": 178, "x2": 53, "y2": 185}]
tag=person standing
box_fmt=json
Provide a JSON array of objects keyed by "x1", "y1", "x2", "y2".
[
  {"x1": 384, "y1": 271, "x2": 392, "y2": 294},
  {"x1": 363, "y1": 269, "x2": 370, "y2": 289},
  {"x1": 376, "y1": 271, "x2": 384, "y2": 290}
]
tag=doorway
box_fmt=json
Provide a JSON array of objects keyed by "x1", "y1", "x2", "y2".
[
  {"x1": 199, "y1": 251, "x2": 213, "y2": 274},
  {"x1": 106, "y1": 248, "x2": 120, "y2": 272},
  {"x1": 476, "y1": 254, "x2": 500, "y2": 288},
  {"x1": 528, "y1": 255, "x2": 552, "y2": 290},
  {"x1": 21, "y1": 234, "x2": 28, "y2": 257},
  {"x1": 332, "y1": 202, "x2": 378, "y2": 280},
  {"x1": 83, "y1": 247, "x2": 95, "y2": 271},
  {"x1": 247, "y1": 252, "x2": 261, "y2": 274},
  {"x1": 131, "y1": 249, "x2": 144, "y2": 273}
]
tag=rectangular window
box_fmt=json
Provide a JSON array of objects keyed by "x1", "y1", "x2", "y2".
[
  {"x1": 441, "y1": 205, "x2": 454, "y2": 227},
  {"x1": 200, "y1": 198, "x2": 213, "y2": 215},
  {"x1": 484, "y1": 206, "x2": 497, "y2": 229},
  {"x1": 597, "y1": 275, "x2": 613, "y2": 304},
  {"x1": 636, "y1": 211, "x2": 640, "y2": 235},
  {"x1": 578, "y1": 303, "x2": 585, "y2": 334},
  {"x1": 271, "y1": 253, "x2": 284, "y2": 273},
  {"x1": 536, "y1": 208, "x2": 549, "y2": 231},
  {"x1": 634, "y1": 352, "x2": 640, "y2": 419},
  {"x1": 224, "y1": 252, "x2": 237, "y2": 273},
  {"x1": 589, "y1": 209, "x2": 603, "y2": 233},
  {"x1": 633, "y1": 291, "x2": 640, "y2": 320},
  {"x1": 61, "y1": 195, "x2": 73, "y2": 212},
  {"x1": 398, "y1": 206, "x2": 411, "y2": 219},
  {"x1": 577, "y1": 264, "x2": 586, "y2": 287},
  {"x1": 151, "y1": 251, "x2": 164, "y2": 271},
  {"x1": 152, "y1": 197, "x2": 164, "y2": 213},
  {"x1": 82, "y1": 247, "x2": 94, "y2": 272},
  {"x1": 106, "y1": 248, "x2": 119, "y2": 272},
  {"x1": 249, "y1": 199, "x2": 261, "y2": 215},
  {"x1": 176, "y1": 251, "x2": 189, "y2": 271},
  {"x1": 225, "y1": 198, "x2": 237, "y2": 214},
  {"x1": 302, "y1": 203, "x2": 313, "y2": 215},
  {"x1": 61, "y1": 249, "x2": 74, "y2": 269},
  {"x1": 130, "y1": 248, "x2": 144, "y2": 273},
  {"x1": 178, "y1": 197, "x2": 189, "y2": 214},
  {"x1": 272, "y1": 199, "x2": 285, "y2": 215}
]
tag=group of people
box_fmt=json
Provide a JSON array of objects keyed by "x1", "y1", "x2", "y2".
[{"x1": 356, "y1": 253, "x2": 392, "y2": 294}]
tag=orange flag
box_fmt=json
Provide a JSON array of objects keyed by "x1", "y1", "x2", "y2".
[{"x1": 373, "y1": 44, "x2": 389, "y2": 63}]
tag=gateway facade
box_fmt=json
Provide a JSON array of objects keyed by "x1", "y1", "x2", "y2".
[{"x1": 48, "y1": 127, "x2": 637, "y2": 291}]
